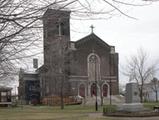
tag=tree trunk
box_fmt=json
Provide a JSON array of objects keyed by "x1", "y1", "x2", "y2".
[
  {"x1": 61, "y1": 76, "x2": 64, "y2": 109},
  {"x1": 155, "y1": 91, "x2": 158, "y2": 102},
  {"x1": 140, "y1": 88, "x2": 143, "y2": 103}
]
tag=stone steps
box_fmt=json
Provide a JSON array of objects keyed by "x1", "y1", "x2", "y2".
[{"x1": 82, "y1": 95, "x2": 125, "y2": 105}]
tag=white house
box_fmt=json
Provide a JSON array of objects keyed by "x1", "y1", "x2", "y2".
[{"x1": 143, "y1": 79, "x2": 159, "y2": 102}]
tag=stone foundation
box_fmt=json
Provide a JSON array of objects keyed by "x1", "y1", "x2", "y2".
[{"x1": 117, "y1": 103, "x2": 144, "y2": 112}]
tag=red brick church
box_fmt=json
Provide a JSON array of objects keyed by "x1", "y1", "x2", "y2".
[
  {"x1": 19, "y1": 8, "x2": 119, "y2": 104},
  {"x1": 38, "y1": 9, "x2": 119, "y2": 101}
]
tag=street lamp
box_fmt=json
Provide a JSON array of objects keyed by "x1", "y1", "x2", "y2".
[
  {"x1": 94, "y1": 55, "x2": 98, "y2": 111},
  {"x1": 90, "y1": 49, "x2": 98, "y2": 111},
  {"x1": 109, "y1": 46, "x2": 115, "y2": 105},
  {"x1": 92, "y1": 52, "x2": 98, "y2": 111}
]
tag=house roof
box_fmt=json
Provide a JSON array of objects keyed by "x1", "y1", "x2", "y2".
[
  {"x1": 75, "y1": 33, "x2": 110, "y2": 48},
  {"x1": 36, "y1": 65, "x2": 48, "y2": 73},
  {"x1": 0, "y1": 86, "x2": 12, "y2": 92}
]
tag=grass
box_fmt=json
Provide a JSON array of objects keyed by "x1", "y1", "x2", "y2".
[
  {"x1": 2, "y1": 103, "x2": 159, "y2": 120},
  {"x1": 0, "y1": 105, "x2": 113, "y2": 120},
  {"x1": 144, "y1": 102, "x2": 159, "y2": 110}
]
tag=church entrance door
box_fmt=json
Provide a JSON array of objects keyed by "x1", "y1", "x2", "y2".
[
  {"x1": 91, "y1": 83, "x2": 97, "y2": 97},
  {"x1": 79, "y1": 84, "x2": 85, "y2": 97},
  {"x1": 103, "y1": 84, "x2": 108, "y2": 97}
]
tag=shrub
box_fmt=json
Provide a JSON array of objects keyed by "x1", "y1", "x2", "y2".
[{"x1": 103, "y1": 105, "x2": 117, "y2": 113}]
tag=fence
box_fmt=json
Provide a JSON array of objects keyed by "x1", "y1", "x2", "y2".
[{"x1": 42, "y1": 96, "x2": 82, "y2": 106}]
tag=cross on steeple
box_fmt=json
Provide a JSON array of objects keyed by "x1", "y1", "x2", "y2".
[{"x1": 90, "y1": 25, "x2": 94, "y2": 33}]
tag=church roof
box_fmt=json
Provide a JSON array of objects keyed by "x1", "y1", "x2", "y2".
[{"x1": 75, "y1": 33, "x2": 110, "y2": 48}]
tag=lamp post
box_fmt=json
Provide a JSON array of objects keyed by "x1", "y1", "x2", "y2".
[
  {"x1": 94, "y1": 53, "x2": 98, "y2": 111},
  {"x1": 95, "y1": 55, "x2": 98, "y2": 111},
  {"x1": 90, "y1": 49, "x2": 98, "y2": 111}
]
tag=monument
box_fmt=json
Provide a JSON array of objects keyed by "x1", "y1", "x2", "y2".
[
  {"x1": 117, "y1": 83, "x2": 144, "y2": 112},
  {"x1": 125, "y1": 82, "x2": 140, "y2": 103}
]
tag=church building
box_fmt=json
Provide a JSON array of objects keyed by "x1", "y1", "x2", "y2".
[{"x1": 38, "y1": 9, "x2": 119, "y2": 101}]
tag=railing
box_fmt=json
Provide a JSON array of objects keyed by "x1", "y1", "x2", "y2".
[
  {"x1": 0, "y1": 102, "x2": 12, "y2": 107},
  {"x1": 42, "y1": 96, "x2": 82, "y2": 106}
]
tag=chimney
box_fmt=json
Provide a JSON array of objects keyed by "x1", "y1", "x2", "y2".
[{"x1": 33, "y1": 58, "x2": 38, "y2": 68}]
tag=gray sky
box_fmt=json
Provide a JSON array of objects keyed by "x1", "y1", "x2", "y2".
[{"x1": 70, "y1": 2, "x2": 159, "y2": 84}]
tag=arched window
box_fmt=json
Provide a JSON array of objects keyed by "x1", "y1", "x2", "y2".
[
  {"x1": 91, "y1": 83, "x2": 97, "y2": 97},
  {"x1": 57, "y1": 22, "x2": 65, "y2": 36},
  {"x1": 103, "y1": 84, "x2": 108, "y2": 97},
  {"x1": 88, "y1": 53, "x2": 101, "y2": 81}
]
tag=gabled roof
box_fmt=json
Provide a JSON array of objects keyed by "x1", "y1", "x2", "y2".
[
  {"x1": 75, "y1": 33, "x2": 110, "y2": 48},
  {"x1": 0, "y1": 86, "x2": 12, "y2": 91}
]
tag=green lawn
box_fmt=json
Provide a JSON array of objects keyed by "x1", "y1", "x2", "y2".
[
  {"x1": 0, "y1": 105, "x2": 112, "y2": 120},
  {"x1": 144, "y1": 102, "x2": 159, "y2": 110}
]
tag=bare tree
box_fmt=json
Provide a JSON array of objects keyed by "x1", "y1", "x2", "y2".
[
  {"x1": 119, "y1": 83, "x2": 125, "y2": 96},
  {"x1": 123, "y1": 49, "x2": 158, "y2": 103},
  {"x1": 0, "y1": 0, "x2": 152, "y2": 80},
  {"x1": 150, "y1": 77, "x2": 159, "y2": 102},
  {"x1": 0, "y1": 0, "x2": 42, "y2": 79},
  {"x1": 59, "y1": 36, "x2": 68, "y2": 109},
  {"x1": 0, "y1": 0, "x2": 72, "y2": 79}
]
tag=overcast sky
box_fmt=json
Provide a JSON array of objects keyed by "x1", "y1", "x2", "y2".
[{"x1": 70, "y1": 2, "x2": 159, "y2": 84}]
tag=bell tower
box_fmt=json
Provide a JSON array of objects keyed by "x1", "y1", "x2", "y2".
[
  {"x1": 41, "y1": 9, "x2": 71, "y2": 96},
  {"x1": 43, "y1": 9, "x2": 71, "y2": 66}
]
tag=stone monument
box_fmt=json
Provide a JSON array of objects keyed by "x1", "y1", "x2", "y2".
[
  {"x1": 117, "y1": 83, "x2": 144, "y2": 112},
  {"x1": 125, "y1": 82, "x2": 140, "y2": 103}
]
